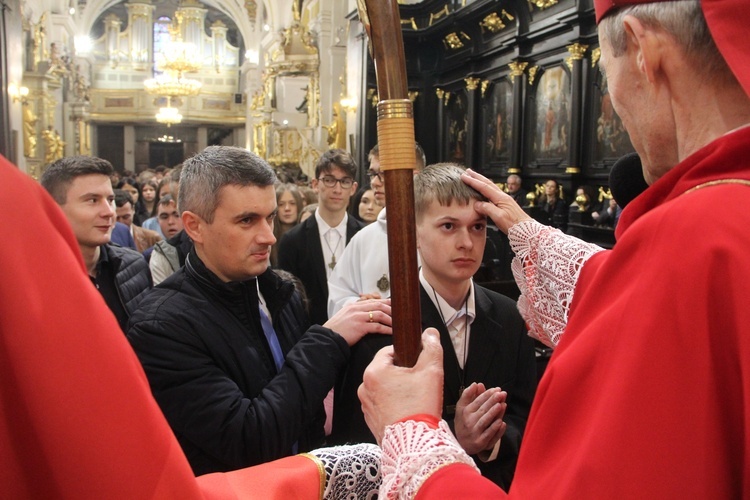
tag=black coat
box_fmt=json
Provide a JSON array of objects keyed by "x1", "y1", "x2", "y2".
[
  {"x1": 331, "y1": 283, "x2": 536, "y2": 490},
  {"x1": 127, "y1": 250, "x2": 350, "y2": 475},
  {"x1": 277, "y1": 215, "x2": 364, "y2": 326},
  {"x1": 102, "y1": 243, "x2": 152, "y2": 321}
]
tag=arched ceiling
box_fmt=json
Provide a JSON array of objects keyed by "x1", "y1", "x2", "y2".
[{"x1": 79, "y1": 0, "x2": 258, "y2": 48}]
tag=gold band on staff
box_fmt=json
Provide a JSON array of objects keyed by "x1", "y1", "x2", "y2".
[{"x1": 377, "y1": 99, "x2": 416, "y2": 172}]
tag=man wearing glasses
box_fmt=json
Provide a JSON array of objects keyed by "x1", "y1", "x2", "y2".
[
  {"x1": 327, "y1": 143, "x2": 426, "y2": 317},
  {"x1": 278, "y1": 149, "x2": 364, "y2": 327}
]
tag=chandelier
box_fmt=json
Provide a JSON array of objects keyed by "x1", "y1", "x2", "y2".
[
  {"x1": 155, "y1": 105, "x2": 182, "y2": 126},
  {"x1": 144, "y1": 40, "x2": 203, "y2": 98},
  {"x1": 144, "y1": 73, "x2": 202, "y2": 97},
  {"x1": 156, "y1": 41, "x2": 202, "y2": 74}
]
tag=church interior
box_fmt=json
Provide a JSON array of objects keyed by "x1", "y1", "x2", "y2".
[{"x1": 0, "y1": 0, "x2": 631, "y2": 236}]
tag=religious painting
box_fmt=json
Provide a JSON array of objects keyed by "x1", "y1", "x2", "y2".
[
  {"x1": 483, "y1": 79, "x2": 513, "y2": 163},
  {"x1": 531, "y1": 65, "x2": 571, "y2": 161},
  {"x1": 446, "y1": 91, "x2": 468, "y2": 164},
  {"x1": 592, "y1": 71, "x2": 634, "y2": 162}
]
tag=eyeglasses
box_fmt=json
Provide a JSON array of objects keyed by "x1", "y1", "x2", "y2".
[
  {"x1": 367, "y1": 170, "x2": 384, "y2": 182},
  {"x1": 318, "y1": 176, "x2": 354, "y2": 189}
]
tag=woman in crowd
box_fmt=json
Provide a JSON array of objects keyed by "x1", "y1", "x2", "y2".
[
  {"x1": 270, "y1": 183, "x2": 303, "y2": 267},
  {"x1": 137, "y1": 178, "x2": 160, "y2": 225},
  {"x1": 349, "y1": 187, "x2": 382, "y2": 225}
]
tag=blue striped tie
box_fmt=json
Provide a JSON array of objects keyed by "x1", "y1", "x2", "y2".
[{"x1": 258, "y1": 306, "x2": 284, "y2": 373}]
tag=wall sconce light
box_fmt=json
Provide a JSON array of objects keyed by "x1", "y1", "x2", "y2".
[
  {"x1": 340, "y1": 96, "x2": 357, "y2": 113},
  {"x1": 9, "y1": 84, "x2": 29, "y2": 104}
]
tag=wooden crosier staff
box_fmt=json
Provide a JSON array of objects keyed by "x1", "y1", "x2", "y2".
[{"x1": 356, "y1": 0, "x2": 421, "y2": 367}]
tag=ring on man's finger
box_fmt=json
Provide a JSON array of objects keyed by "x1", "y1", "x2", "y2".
[{"x1": 368, "y1": 311, "x2": 374, "y2": 322}]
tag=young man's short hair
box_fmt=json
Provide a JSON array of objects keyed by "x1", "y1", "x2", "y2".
[
  {"x1": 114, "y1": 189, "x2": 134, "y2": 208},
  {"x1": 158, "y1": 194, "x2": 177, "y2": 208},
  {"x1": 315, "y1": 149, "x2": 358, "y2": 179},
  {"x1": 368, "y1": 143, "x2": 426, "y2": 170},
  {"x1": 413, "y1": 163, "x2": 487, "y2": 221},
  {"x1": 40, "y1": 156, "x2": 114, "y2": 205}
]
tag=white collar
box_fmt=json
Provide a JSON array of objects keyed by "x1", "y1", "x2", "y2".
[
  {"x1": 314, "y1": 209, "x2": 348, "y2": 237},
  {"x1": 419, "y1": 268, "x2": 476, "y2": 325}
]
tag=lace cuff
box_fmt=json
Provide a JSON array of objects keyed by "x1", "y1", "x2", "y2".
[
  {"x1": 380, "y1": 419, "x2": 479, "y2": 499},
  {"x1": 308, "y1": 443, "x2": 382, "y2": 499},
  {"x1": 509, "y1": 219, "x2": 604, "y2": 347}
]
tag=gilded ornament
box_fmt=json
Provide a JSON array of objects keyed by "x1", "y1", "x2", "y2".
[
  {"x1": 444, "y1": 32, "x2": 471, "y2": 50},
  {"x1": 567, "y1": 43, "x2": 588, "y2": 60},
  {"x1": 401, "y1": 17, "x2": 418, "y2": 30},
  {"x1": 508, "y1": 61, "x2": 528, "y2": 81},
  {"x1": 480, "y1": 13, "x2": 505, "y2": 33},
  {"x1": 429, "y1": 5, "x2": 450, "y2": 26},
  {"x1": 444, "y1": 32, "x2": 463, "y2": 50},
  {"x1": 465, "y1": 77, "x2": 480, "y2": 91},
  {"x1": 42, "y1": 126, "x2": 65, "y2": 164},
  {"x1": 591, "y1": 47, "x2": 601, "y2": 68},
  {"x1": 527, "y1": 65, "x2": 539, "y2": 86},
  {"x1": 22, "y1": 101, "x2": 38, "y2": 158},
  {"x1": 528, "y1": 0, "x2": 558, "y2": 9},
  {"x1": 481, "y1": 80, "x2": 491, "y2": 98}
]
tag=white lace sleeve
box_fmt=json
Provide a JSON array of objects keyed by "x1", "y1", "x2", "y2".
[
  {"x1": 509, "y1": 219, "x2": 605, "y2": 348},
  {"x1": 380, "y1": 419, "x2": 478, "y2": 499},
  {"x1": 308, "y1": 443, "x2": 382, "y2": 499}
]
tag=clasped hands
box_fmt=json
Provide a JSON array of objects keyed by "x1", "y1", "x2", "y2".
[{"x1": 454, "y1": 382, "x2": 507, "y2": 456}]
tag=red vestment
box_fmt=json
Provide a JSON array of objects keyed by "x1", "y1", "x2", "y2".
[{"x1": 417, "y1": 126, "x2": 750, "y2": 498}]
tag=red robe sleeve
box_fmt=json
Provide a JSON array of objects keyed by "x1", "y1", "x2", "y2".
[{"x1": 416, "y1": 464, "x2": 504, "y2": 500}]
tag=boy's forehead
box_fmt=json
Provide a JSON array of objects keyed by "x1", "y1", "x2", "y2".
[{"x1": 420, "y1": 197, "x2": 484, "y2": 216}]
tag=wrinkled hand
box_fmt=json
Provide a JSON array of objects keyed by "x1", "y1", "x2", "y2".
[
  {"x1": 461, "y1": 169, "x2": 532, "y2": 233},
  {"x1": 324, "y1": 299, "x2": 392, "y2": 346},
  {"x1": 454, "y1": 383, "x2": 507, "y2": 455},
  {"x1": 358, "y1": 328, "x2": 444, "y2": 444}
]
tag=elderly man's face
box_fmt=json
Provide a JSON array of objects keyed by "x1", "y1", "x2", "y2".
[
  {"x1": 506, "y1": 177, "x2": 521, "y2": 194},
  {"x1": 598, "y1": 21, "x2": 678, "y2": 185}
]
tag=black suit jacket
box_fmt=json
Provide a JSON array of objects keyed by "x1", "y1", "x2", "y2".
[
  {"x1": 331, "y1": 283, "x2": 537, "y2": 490},
  {"x1": 277, "y1": 215, "x2": 365, "y2": 326}
]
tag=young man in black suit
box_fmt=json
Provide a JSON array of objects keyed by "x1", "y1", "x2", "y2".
[
  {"x1": 331, "y1": 163, "x2": 536, "y2": 490},
  {"x1": 277, "y1": 149, "x2": 365, "y2": 326}
]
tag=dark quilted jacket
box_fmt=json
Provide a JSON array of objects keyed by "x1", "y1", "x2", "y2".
[
  {"x1": 103, "y1": 243, "x2": 152, "y2": 316},
  {"x1": 127, "y1": 250, "x2": 350, "y2": 475}
]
